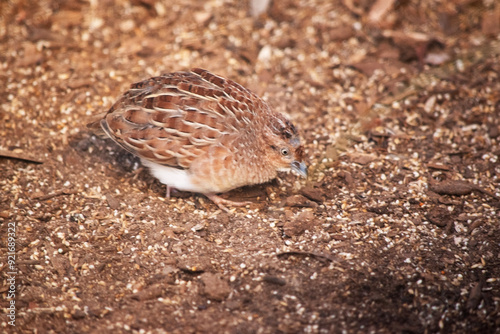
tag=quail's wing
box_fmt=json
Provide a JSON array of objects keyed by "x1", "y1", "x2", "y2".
[{"x1": 101, "y1": 68, "x2": 270, "y2": 169}]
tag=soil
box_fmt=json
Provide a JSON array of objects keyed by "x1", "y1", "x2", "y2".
[{"x1": 1, "y1": 0, "x2": 500, "y2": 333}]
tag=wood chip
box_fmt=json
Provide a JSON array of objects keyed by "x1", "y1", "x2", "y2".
[{"x1": 0, "y1": 149, "x2": 43, "y2": 164}]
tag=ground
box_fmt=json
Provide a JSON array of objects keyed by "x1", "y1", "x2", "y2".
[{"x1": 1, "y1": 0, "x2": 500, "y2": 333}]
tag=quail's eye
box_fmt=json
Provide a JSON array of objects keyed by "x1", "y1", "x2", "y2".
[{"x1": 280, "y1": 148, "x2": 289, "y2": 156}]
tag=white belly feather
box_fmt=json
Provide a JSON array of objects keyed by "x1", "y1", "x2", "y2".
[{"x1": 141, "y1": 159, "x2": 205, "y2": 193}]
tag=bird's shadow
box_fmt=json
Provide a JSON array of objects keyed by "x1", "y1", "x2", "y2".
[{"x1": 70, "y1": 131, "x2": 272, "y2": 206}]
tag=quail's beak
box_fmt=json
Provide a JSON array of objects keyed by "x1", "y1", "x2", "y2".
[{"x1": 291, "y1": 161, "x2": 307, "y2": 178}]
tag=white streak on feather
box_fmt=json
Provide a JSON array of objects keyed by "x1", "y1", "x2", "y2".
[
  {"x1": 217, "y1": 103, "x2": 239, "y2": 122},
  {"x1": 177, "y1": 87, "x2": 219, "y2": 102}
]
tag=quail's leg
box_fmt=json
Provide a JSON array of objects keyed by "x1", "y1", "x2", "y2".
[
  {"x1": 166, "y1": 185, "x2": 179, "y2": 198},
  {"x1": 206, "y1": 193, "x2": 252, "y2": 212}
]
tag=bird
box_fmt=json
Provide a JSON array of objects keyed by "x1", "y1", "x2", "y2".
[{"x1": 88, "y1": 68, "x2": 307, "y2": 211}]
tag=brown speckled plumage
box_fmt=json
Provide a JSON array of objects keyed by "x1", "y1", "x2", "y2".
[{"x1": 91, "y1": 68, "x2": 306, "y2": 210}]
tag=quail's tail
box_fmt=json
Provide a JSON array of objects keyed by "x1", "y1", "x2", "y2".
[{"x1": 86, "y1": 113, "x2": 107, "y2": 137}]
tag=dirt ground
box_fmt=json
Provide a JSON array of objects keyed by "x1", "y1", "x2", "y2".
[{"x1": 1, "y1": 0, "x2": 500, "y2": 333}]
